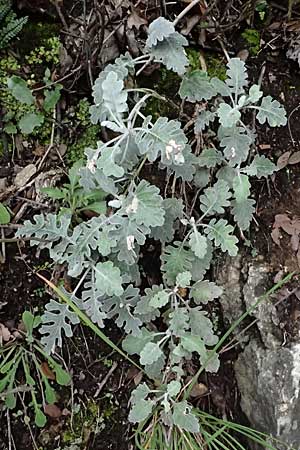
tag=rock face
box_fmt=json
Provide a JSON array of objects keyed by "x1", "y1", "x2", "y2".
[{"x1": 220, "y1": 259, "x2": 300, "y2": 449}]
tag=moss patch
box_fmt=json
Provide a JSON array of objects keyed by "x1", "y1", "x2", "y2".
[
  {"x1": 187, "y1": 48, "x2": 227, "y2": 80},
  {"x1": 241, "y1": 29, "x2": 260, "y2": 56}
]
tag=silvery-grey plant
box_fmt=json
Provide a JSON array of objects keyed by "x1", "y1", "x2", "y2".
[{"x1": 17, "y1": 17, "x2": 287, "y2": 430}]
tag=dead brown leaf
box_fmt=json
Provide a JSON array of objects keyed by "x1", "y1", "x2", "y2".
[
  {"x1": 41, "y1": 362, "x2": 56, "y2": 380},
  {"x1": 190, "y1": 382, "x2": 208, "y2": 398},
  {"x1": 0, "y1": 323, "x2": 12, "y2": 342},
  {"x1": 44, "y1": 404, "x2": 62, "y2": 418},
  {"x1": 271, "y1": 227, "x2": 281, "y2": 246},
  {"x1": 291, "y1": 233, "x2": 299, "y2": 252},
  {"x1": 288, "y1": 151, "x2": 300, "y2": 165},
  {"x1": 127, "y1": 8, "x2": 147, "y2": 29},
  {"x1": 277, "y1": 151, "x2": 292, "y2": 169}
]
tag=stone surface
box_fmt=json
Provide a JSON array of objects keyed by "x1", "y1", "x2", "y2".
[
  {"x1": 229, "y1": 261, "x2": 300, "y2": 449},
  {"x1": 235, "y1": 341, "x2": 300, "y2": 450}
]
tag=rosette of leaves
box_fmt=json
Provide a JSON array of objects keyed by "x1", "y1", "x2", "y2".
[
  {"x1": 0, "y1": 311, "x2": 70, "y2": 427},
  {"x1": 16, "y1": 16, "x2": 287, "y2": 437}
]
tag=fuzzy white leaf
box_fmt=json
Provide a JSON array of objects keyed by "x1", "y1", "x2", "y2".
[
  {"x1": 161, "y1": 241, "x2": 194, "y2": 285},
  {"x1": 205, "y1": 218, "x2": 238, "y2": 256},
  {"x1": 179, "y1": 70, "x2": 217, "y2": 102},
  {"x1": 176, "y1": 271, "x2": 192, "y2": 288},
  {"x1": 217, "y1": 103, "x2": 241, "y2": 128},
  {"x1": 256, "y1": 95, "x2": 287, "y2": 127},
  {"x1": 225, "y1": 58, "x2": 248, "y2": 96},
  {"x1": 242, "y1": 155, "x2": 277, "y2": 178},
  {"x1": 232, "y1": 198, "x2": 255, "y2": 230},
  {"x1": 219, "y1": 126, "x2": 252, "y2": 166},
  {"x1": 149, "y1": 32, "x2": 189, "y2": 75},
  {"x1": 200, "y1": 179, "x2": 231, "y2": 215},
  {"x1": 140, "y1": 342, "x2": 163, "y2": 365},
  {"x1": 197, "y1": 148, "x2": 223, "y2": 168},
  {"x1": 189, "y1": 231, "x2": 207, "y2": 259},
  {"x1": 190, "y1": 280, "x2": 223, "y2": 305},
  {"x1": 194, "y1": 111, "x2": 216, "y2": 132},
  {"x1": 123, "y1": 180, "x2": 165, "y2": 228},
  {"x1": 40, "y1": 299, "x2": 80, "y2": 354},
  {"x1": 94, "y1": 261, "x2": 123, "y2": 297},
  {"x1": 146, "y1": 17, "x2": 175, "y2": 47},
  {"x1": 172, "y1": 401, "x2": 200, "y2": 433},
  {"x1": 136, "y1": 116, "x2": 187, "y2": 163}
]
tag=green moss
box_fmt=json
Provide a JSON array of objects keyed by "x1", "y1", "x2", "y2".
[
  {"x1": 66, "y1": 99, "x2": 99, "y2": 165},
  {"x1": 187, "y1": 48, "x2": 201, "y2": 71},
  {"x1": 61, "y1": 397, "x2": 117, "y2": 449},
  {"x1": 206, "y1": 55, "x2": 227, "y2": 80},
  {"x1": 241, "y1": 29, "x2": 260, "y2": 56},
  {"x1": 187, "y1": 48, "x2": 227, "y2": 80},
  {"x1": 25, "y1": 36, "x2": 60, "y2": 66},
  {"x1": 18, "y1": 21, "x2": 60, "y2": 54}
]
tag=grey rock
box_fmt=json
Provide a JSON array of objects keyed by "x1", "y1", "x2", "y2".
[
  {"x1": 235, "y1": 340, "x2": 300, "y2": 450},
  {"x1": 231, "y1": 261, "x2": 300, "y2": 449}
]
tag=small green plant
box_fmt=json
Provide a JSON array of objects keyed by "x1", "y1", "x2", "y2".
[
  {"x1": 241, "y1": 29, "x2": 260, "y2": 56},
  {"x1": 41, "y1": 161, "x2": 107, "y2": 219},
  {"x1": 0, "y1": 0, "x2": 28, "y2": 50},
  {"x1": 16, "y1": 16, "x2": 288, "y2": 448},
  {"x1": 0, "y1": 202, "x2": 10, "y2": 224},
  {"x1": 0, "y1": 311, "x2": 71, "y2": 427},
  {"x1": 3, "y1": 69, "x2": 62, "y2": 136}
]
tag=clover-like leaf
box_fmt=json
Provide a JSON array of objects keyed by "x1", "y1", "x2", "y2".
[
  {"x1": 200, "y1": 180, "x2": 231, "y2": 215},
  {"x1": 146, "y1": 17, "x2": 175, "y2": 47},
  {"x1": 189, "y1": 231, "x2": 207, "y2": 259},
  {"x1": 172, "y1": 401, "x2": 200, "y2": 432},
  {"x1": 205, "y1": 218, "x2": 238, "y2": 256},
  {"x1": 140, "y1": 342, "x2": 164, "y2": 366},
  {"x1": 94, "y1": 261, "x2": 123, "y2": 297},
  {"x1": 190, "y1": 280, "x2": 223, "y2": 305},
  {"x1": 179, "y1": 70, "x2": 217, "y2": 102},
  {"x1": 256, "y1": 95, "x2": 287, "y2": 127}
]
